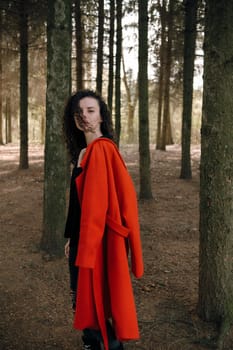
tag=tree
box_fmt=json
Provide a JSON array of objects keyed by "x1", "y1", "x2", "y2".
[
  {"x1": 138, "y1": 0, "x2": 152, "y2": 199},
  {"x1": 198, "y1": 1, "x2": 233, "y2": 347},
  {"x1": 107, "y1": 0, "x2": 115, "y2": 113},
  {"x1": 5, "y1": 97, "x2": 12, "y2": 143},
  {"x1": 180, "y1": 0, "x2": 198, "y2": 179},
  {"x1": 115, "y1": 0, "x2": 122, "y2": 145},
  {"x1": 96, "y1": 0, "x2": 104, "y2": 94},
  {"x1": 0, "y1": 0, "x2": 47, "y2": 148},
  {"x1": 41, "y1": 0, "x2": 72, "y2": 257},
  {"x1": 0, "y1": 9, "x2": 3, "y2": 145},
  {"x1": 154, "y1": 0, "x2": 185, "y2": 149},
  {"x1": 160, "y1": 0, "x2": 175, "y2": 150},
  {"x1": 122, "y1": 55, "x2": 138, "y2": 143},
  {"x1": 19, "y1": 0, "x2": 29, "y2": 169},
  {"x1": 75, "y1": 0, "x2": 84, "y2": 90},
  {"x1": 156, "y1": 0, "x2": 166, "y2": 150}
]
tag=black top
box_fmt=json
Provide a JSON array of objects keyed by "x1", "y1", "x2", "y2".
[{"x1": 64, "y1": 166, "x2": 82, "y2": 247}]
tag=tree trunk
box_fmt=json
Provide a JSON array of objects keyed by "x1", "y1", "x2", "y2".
[
  {"x1": 96, "y1": 0, "x2": 104, "y2": 94},
  {"x1": 0, "y1": 105, "x2": 2, "y2": 145},
  {"x1": 165, "y1": 109, "x2": 173, "y2": 145},
  {"x1": 0, "y1": 9, "x2": 3, "y2": 145},
  {"x1": 41, "y1": 112, "x2": 45, "y2": 144},
  {"x1": 6, "y1": 97, "x2": 12, "y2": 143},
  {"x1": 115, "y1": 0, "x2": 122, "y2": 146},
  {"x1": 85, "y1": 30, "x2": 93, "y2": 87},
  {"x1": 122, "y1": 54, "x2": 137, "y2": 143},
  {"x1": 5, "y1": 99, "x2": 8, "y2": 143},
  {"x1": 180, "y1": 0, "x2": 198, "y2": 179},
  {"x1": 138, "y1": 0, "x2": 152, "y2": 199},
  {"x1": 75, "y1": 0, "x2": 83, "y2": 90},
  {"x1": 156, "y1": 0, "x2": 166, "y2": 150},
  {"x1": 160, "y1": 0, "x2": 174, "y2": 151},
  {"x1": 107, "y1": 0, "x2": 115, "y2": 113},
  {"x1": 198, "y1": 0, "x2": 233, "y2": 343},
  {"x1": 41, "y1": 0, "x2": 71, "y2": 257},
  {"x1": 19, "y1": 0, "x2": 29, "y2": 169}
]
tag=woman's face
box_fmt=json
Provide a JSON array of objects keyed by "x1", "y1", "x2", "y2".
[{"x1": 74, "y1": 97, "x2": 102, "y2": 133}]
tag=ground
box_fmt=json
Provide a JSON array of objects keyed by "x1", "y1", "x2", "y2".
[{"x1": 0, "y1": 144, "x2": 232, "y2": 350}]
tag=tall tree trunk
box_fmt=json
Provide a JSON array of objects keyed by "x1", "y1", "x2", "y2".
[
  {"x1": 138, "y1": 0, "x2": 152, "y2": 199},
  {"x1": 19, "y1": 0, "x2": 29, "y2": 169},
  {"x1": 5, "y1": 99, "x2": 8, "y2": 143},
  {"x1": 122, "y1": 54, "x2": 137, "y2": 143},
  {"x1": 107, "y1": 0, "x2": 115, "y2": 113},
  {"x1": 165, "y1": 109, "x2": 173, "y2": 145},
  {"x1": 41, "y1": 112, "x2": 45, "y2": 144},
  {"x1": 160, "y1": 0, "x2": 174, "y2": 151},
  {"x1": 41, "y1": 0, "x2": 71, "y2": 257},
  {"x1": 198, "y1": 0, "x2": 233, "y2": 345},
  {"x1": 0, "y1": 9, "x2": 3, "y2": 145},
  {"x1": 6, "y1": 97, "x2": 12, "y2": 143},
  {"x1": 156, "y1": 0, "x2": 166, "y2": 150},
  {"x1": 96, "y1": 0, "x2": 104, "y2": 94},
  {"x1": 75, "y1": 0, "x2": 83, "y2": 90},
  {"x1": 180, "y1": 0, "x2": 198, "y2": 179},
  {"x1": 85, "y1": 30, "x2": 93, "y2": 86},
  {"x1": 115, "y1": 0, "x2": 122, "y2": 146}
]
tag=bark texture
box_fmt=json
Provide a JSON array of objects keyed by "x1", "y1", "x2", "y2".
[
  {"x1": 19, "y1": 0, "x2": 28, "y2": 169},
  {"x1": 156, "y1": 0, "x2": 166, "y2": 150},
  {"x1": 199, "y1": 0, "x2": 233, "y2": 340},
  {"x1": 107, "y1": 0, "x2": 115, "y2": 113},
  {"x1": 114, "y1": 0, "x2": 122, "y2": 146},
  {"x1": 41, "y1": 0, "x2": 71, "y2": 257},
  {"x1": 160, "y1": 0, "x2": 174, "y2": 150},
  {"x1": 96, "y1": 0, "x2": 104, "y2": 94},
  {"x1": 180, "y1": 0, "x2": 198, "y2": 179},
  {"x1": 138, "y1": 0, "x2": 152, "y2": 199},
  {"x1": 0, "y1": 10, "x2": 3, "y2": 145},
  {"x1": 122, "y1": 55, "x2": 138, "y2": 143},
  {"x1": 75, "y1": 0, "x2": 83, "y2": 90}
]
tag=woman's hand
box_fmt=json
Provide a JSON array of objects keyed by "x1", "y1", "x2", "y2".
[{"x1": 64, "y1": 239, "x2": 70, "y2": 258}]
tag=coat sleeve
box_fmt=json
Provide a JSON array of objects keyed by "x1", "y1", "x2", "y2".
[{"x1": 75, "y1": 143, "x2": 108, "y2": 269}]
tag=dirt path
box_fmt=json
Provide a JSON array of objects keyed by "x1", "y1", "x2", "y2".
[{"x1": 0, "y1": 144, "x2": 231, "y2": 349}]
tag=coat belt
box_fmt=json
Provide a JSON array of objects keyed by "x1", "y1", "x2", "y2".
[{"x1": 106, "y1": 215, "x2": 129, "y2": 238}]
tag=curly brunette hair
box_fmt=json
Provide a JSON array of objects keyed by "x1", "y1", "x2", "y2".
[{"x1": 63, "y1": 89, "x2": 114, "y2": 164}]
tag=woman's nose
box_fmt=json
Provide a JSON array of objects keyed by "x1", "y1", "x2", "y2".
[{"x1": 81, "y1": 111, "x2": 87, "y2": 119}]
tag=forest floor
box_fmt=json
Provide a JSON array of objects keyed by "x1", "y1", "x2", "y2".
[{"x1": 0, "y1": 143, "x2": 233, "y2": 350}]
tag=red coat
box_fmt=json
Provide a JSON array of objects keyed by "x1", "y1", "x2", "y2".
[{"x1": 74, "y1": 138, "x2": 144, "y2": 350}]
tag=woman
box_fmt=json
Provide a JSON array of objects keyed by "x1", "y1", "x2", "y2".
[{"x1": 63, "y1": 90, "x2": 144, "y2": 350}]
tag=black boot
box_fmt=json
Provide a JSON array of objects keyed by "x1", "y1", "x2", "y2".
[
  {"x1": 82, "y1": 335, "x2": 102, "y2": 350},
  {"x1": 109, "y1": 342, "x2": 124, "y2": 350},
  {"x1": 111, "y1": 343, "x2": 124, "y2": 350}
]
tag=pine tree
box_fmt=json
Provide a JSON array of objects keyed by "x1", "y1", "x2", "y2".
[
  {"x1": 41, "y1": 0, "x2": 71, "y2": 257},
  {"x1": 198, "y1": 1, "x2": 233, "y2": 346},
  {"x1": 138, "y1": 0, "x2": 152, "y2": 199},
  {"x1": 180, "y1": 0, "x2": 198, "y2": 179}
]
